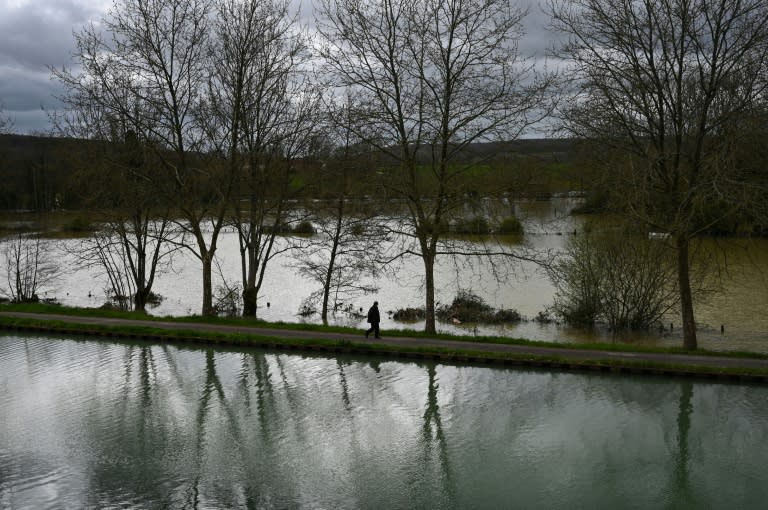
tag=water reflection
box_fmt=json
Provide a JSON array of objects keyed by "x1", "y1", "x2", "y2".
[
  {"x1": 2, "y1": 334, "x2": 768, "y2": 508},
  {"x1": 671, "y1": 382, "x2": 693, "y2": 507},
  {"x1": 420, "y1": 363, "x2": 454, "y2": 506}
]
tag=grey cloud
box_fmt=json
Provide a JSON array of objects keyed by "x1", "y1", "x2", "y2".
[
  {"x1": 0, "y1": 0, "x2": 560, "y2": 134},
  {"x1": 4, "y1": 109, "x2": 51, "y2": 135},
  {"x1": 0, "y1": 1, "x2": 105, "y2": 132},
  {"x1": 0, "y1": 0, "x2": 102, "y2": 71},
  {"x1": 519, "y1": 0, "x2": 565, "y2": 59},
  {"x1": 0, "y1": 66, "x2": 64, "y2": 111}
]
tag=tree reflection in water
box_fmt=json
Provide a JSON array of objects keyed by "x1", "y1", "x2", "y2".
[
  {"x1": 336, "y1": 359, "x2": 352, "y2": 411},
  {"x1": 3, "y1": 336, "x2": 768, "y2": 509},
  {"x1": 420, "y1": 363, "x2": 455, "y2": 505},
  {"x1": 671, "y1": 381, "x2": 694, "y2": 506}
]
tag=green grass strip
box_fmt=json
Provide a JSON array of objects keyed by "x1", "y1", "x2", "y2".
[
  {"x1": 2, "y1": 302, "x2": 766, "y2": 360},
  {"x1": 2, "y1": 310, "x2": 768, "y2": 382}
]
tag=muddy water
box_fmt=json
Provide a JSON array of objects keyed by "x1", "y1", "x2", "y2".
[{"x1": 48, "y1": 198, "x2": 768, "y2": 353}]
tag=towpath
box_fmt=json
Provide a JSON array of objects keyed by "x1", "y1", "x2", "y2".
[{"x1": 2, "y1": 311, "x2": 767, "y2": 382}]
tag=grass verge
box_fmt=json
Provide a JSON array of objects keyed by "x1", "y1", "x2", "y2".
[
  {"x1": 1, "y1": 303, "x2": 768, "y2": 382},
  {"x1": 2, "y1": 302, "x2": 767, "y2": 359}
]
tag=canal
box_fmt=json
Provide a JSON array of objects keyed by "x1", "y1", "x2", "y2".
[{"x1": 2, "y1": 332, "x2": 767, "y2": 508}]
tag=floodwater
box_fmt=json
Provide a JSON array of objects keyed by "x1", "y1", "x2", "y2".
[
  {"x1": 2, "y1": 333, "x2": 768, "y2": 509},
  {"x1": 41, "y1": 198, "x2": 768, "y2": 353}
]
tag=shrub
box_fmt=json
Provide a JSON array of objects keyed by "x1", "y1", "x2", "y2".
[
  {"x1": 292, "y1": 221, "x2": 315, "y2": 235},
  {"x1": 448, "y1": 290, "x2": 491, "y2": 313},
  {"x1": 453, "y1": 216, "x2": 490, "y2": 235},
  {"x1": 146, "y1": 291, "x2": 163, "y2": 306},
  {"x1": 496, "y1": 216, "x2": 523, "y2": 235},
  {"x1": 264, "y1": 222, "x2": 293, "y2": 234},
  {"x1": 213, "y1": 284, "x2": 242, "y2": 318},
  {"x1": 494, "y1": 308, "x2": 521, "y2": 322},
  {"x1": 392, "y1": 307, "x2": 425, "y2": 321},
  {"x1": 534, "y1": 310, "x2": 553, "y2": 324},
  {"x1": 436, "y1": 290, "x2": 521, "y2": 324},
  {"x1": 548, "y1": 229, "x2": 680, "y2": 330}
]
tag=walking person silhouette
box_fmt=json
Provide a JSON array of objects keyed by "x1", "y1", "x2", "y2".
[{"x1": 365, "y1": 301, "x2": 381, "y2": 338}]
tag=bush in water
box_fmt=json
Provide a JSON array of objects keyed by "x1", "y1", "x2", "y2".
[
  {"x1": 548, "y1": 229, "x2": 682, "y2": 330},
  {"x1": 435, "y1": 290, "x2": 521, "y2": 324},
  {"x1": 496, "y1": 216, "x2": 523, "y2": 235}
]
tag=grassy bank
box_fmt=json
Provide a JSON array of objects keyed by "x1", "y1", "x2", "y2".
[{"x1": 1, "y1": 303, "x2": 768, "y2": 382}]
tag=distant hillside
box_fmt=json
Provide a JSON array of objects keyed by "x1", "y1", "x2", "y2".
[
  {"x1": 0, "y1": 133, "x2": 575, "y2": 164},
  {"x1": 464, "y1": 138, "x2": 575, "y2": 156},
  {"x1": 0, "y1": 133, "x2": 580, "y2": 210},
  {"x1": 0, "y1": 134, "x2": 84, "y2": 210}
]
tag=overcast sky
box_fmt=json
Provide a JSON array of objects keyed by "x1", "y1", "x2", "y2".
[{"x1": 0, "y1": 0, "x2": 556, "y2": 135}]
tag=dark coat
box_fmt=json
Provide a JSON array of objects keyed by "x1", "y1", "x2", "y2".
[{"x1": 367, "y1": 304, "x2": 380, "y2": 324}]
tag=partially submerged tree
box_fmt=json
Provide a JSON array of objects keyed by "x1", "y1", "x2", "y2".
[
  {"x1": 549, "y1": 0, "x2": 768, "y2": 349},
  {"x1": 295, "y1": 211, "x2": 383, "y2": 324},
  {"x1": 292, "y1": 97, "x2": 388, "y2": 324},
  {"x1": 53, "y1": 0, "x2": 234, "y2": 316},
  {"x1": 51, "y1": 102, "x2": 182, "y2": 312},
  {"x1": 205, "y1": 0, "x2": 317, "y2": 317},
  {"x1": 317, "y1": 0, "x2": 557, "y2": 333},
  {"x1": 296, "y1": 144, "x2": 389, "y2": 323},
  {"x1": 1, "y1": 234, "x2": 60, "y2": 303}
]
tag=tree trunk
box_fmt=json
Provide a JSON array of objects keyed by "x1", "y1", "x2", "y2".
[
  {"x1": 134, "y1": 287, "x2": 148, "y2": 312},
  {"x1": 134, "y1": 253, "x2": 147, "y2": 312},
  {"x1": 243, "y1": 286, "x2": 257, "y2": 316},
  {"x1": 676, "y1": 235, "x2": 697, "y2": 350},
  {"x1": 243, "y1": 234, "x2": 258, "y2": 317},
  {"x1": 202, "y1": 252, "x2": 214, "y2": 316},
  {"x1": 321, "y1": 263, "x2": 333, "y2": 325},
  {"x1": 424, "y1": 254, "x2": 436, "y2": 334},
  {"x1": 322, "y1": 198, "x2": 345, "y2": 325}
]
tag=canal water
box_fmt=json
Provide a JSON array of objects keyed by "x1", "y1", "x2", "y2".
[{"x1": 2, "y1": 333, "x2": 767, "y2": 508}]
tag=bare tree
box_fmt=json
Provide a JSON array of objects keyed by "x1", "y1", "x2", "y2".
[
  {"x1": 549, "y1": 0, "x2": 768, "y2": 349},
  {"x1": 317, "y1": 0, "x2": 556, "y2": 333},
  {"x1": 205, "y1": 0, "x2": 318, "y2": 317},
  {"x1": 64, "y1": 210, "x2": 181, "y2": 312},
  {"x1": 294, "y1": 124, "x2": 388, "y2": 323},
  {"x1": 52, "y1": 56, "x2": 184, "y2": 313},
  {"x1": 52, "y1": 0, "x2": 235, "y2": 316},
  {"x1": 291, "y1": 97, "x2": 387, "y2": 324},
  {"x1": 68, "y1": 0, "x2": 239, "y2": 315},
  {"x1": 1, "y1": 234, "x2": 60, "y2": 303},
  {"x1": 295, "y1": 211, "x2": 383, "y2": 324}
]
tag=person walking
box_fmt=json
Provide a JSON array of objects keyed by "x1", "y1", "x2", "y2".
[{"x1": 365, "y1": 301, "x2": 381, "y2": 338}]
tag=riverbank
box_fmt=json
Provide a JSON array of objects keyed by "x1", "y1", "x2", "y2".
[{"x1": 2, "y1": 306, "x2": 768, "y2": 383}]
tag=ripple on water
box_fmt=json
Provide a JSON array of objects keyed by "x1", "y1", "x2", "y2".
[
  {"x1": 0, "y1": 452, "x2": 70, "y2": 510},
  {"x1": 4, "y1": 333, "x2": 768, "y2": 508},
  {"x1": 0, "y1": 335, "x2": 55, "y2": 383}
]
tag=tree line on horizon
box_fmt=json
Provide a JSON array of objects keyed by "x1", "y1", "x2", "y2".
[{"x1": 0, "y1": 0, "x2": 767, "y2": 350}]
